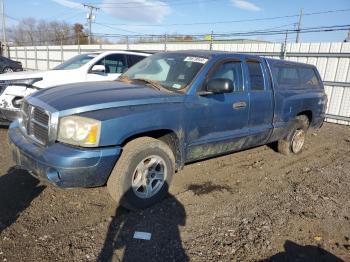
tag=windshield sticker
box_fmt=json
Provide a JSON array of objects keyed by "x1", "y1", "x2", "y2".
[
  {"x1": 172, "y1": 83, "x2": 182, "y2": 89},
  {"x1": 184, "y1": 57, "x2": 208, "y2": 64}
]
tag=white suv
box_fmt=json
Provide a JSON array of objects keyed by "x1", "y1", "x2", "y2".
[{"x1": 0, "y1": 50, "x2": 150, "y2": 123}]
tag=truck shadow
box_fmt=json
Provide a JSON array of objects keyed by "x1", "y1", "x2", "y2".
[
  {"x1": 187, "y1": 181, "x2": 233, "y2": 195},
  {"x1": 0, "y1": 168, "x2": 45, "y2": 233},
  {"x1": 98, "y1": 190, "x2": 188, "y2": 262},
  {"x1": 261, "y1": 240, "x2": 345, "y2": 262}
]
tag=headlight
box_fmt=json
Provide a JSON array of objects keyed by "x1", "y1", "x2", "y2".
[{"x1": 58, "y1": 116, "x2": 101, "y2": 147}]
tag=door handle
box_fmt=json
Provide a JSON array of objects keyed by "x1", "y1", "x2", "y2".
[{"x1": 233, "y1": 101, "x2": 247, "y2": 109}]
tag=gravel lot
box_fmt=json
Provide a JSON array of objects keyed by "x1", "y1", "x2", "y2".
[{"x1": 0, "y1": 123, "x2": 349, "y2": 261}]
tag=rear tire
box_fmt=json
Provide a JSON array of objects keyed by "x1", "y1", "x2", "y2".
[
  {"x1": 278, "y1": 115, "x2": 309, "y2": 155},
  {"x1": 107, "y1": 137, "x2": 175, "y2": 210},
  {"x1": 3, "y1": 67, "x2": 14, "y2": 73}
]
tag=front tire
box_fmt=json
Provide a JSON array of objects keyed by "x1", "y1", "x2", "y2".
[
  {"x1": 3, "y1": 67, "x2": 14, "y2": 73},
  {"x1": 278, "y1": 115, "x2": 309, "y2": 155},
  {"x1": 107, "y1": 137, "x2": 175, "y2": 210}
]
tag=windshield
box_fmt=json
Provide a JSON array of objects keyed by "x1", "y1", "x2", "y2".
[
  {"x1": 54, "y1": 53, "x2": 99, "y2": 70},
  {"x1": 122, "y1": 53, "x2": 208, "y2": 91}
]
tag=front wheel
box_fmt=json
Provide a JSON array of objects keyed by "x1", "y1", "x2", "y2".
[
  {"x1": 107, "y1": 137, "x2": 175, "y2": 210},
  {"x1": 3, "y1": 67, "x2": 14, "y2": 73},
  {"x1": 278, "y1": 115, "x2": 309, "y2": 155}
]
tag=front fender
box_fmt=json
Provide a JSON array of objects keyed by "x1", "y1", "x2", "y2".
[{"x1": 80, "y1": 103, "x2": 185, "y2": 146}]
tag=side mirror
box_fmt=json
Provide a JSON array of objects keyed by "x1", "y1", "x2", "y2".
[
  {"x1": 206, "y1": 78, "x2": 234, "y2": 94},
  {"x1": 90, "y1": 64, "x2": 106, "y2": 74}
]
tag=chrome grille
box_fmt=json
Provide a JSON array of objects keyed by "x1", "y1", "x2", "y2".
[
  {"x1": 33, "y1": 107, "x2": 49, "y2": 126},
  {"x1": 30, "y1": 122, "x2": 49, "y2": 144},
  {"x1": 21, "y1": 101, "x2": 50, "y2": 145}
]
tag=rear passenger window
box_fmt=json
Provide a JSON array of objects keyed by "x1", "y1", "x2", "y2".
[
  {"x1": 210, "y1": 61, "x2": 243, "y2": 92},
  {"x1": 95, "y1": 54, "x2": 127, "y2": 73},
  {"x1": 127, "y1": 55, "x2": 146, "y2": 67},
  {"x1": 298, "y1": 67, "x2": 321, "y2": 88},
  {"x1": 277, "y1": 66, "x2": 299, "y2": 85},
  {"x1": 246, "y1": 61, "x2": 264, "y2": 91},
  {"x1": 274, "y1": 64, "x2": 321, "y2": 89}
]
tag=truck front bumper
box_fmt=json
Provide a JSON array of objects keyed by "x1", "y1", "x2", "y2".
[{"x1": 8, "y1": 122, "x2": 121, "y2": 188}]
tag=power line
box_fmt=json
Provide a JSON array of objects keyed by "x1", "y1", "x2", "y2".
[
  {"x1": 5, "y1": 12, "x2": 85, "y2": 24},
  {"x1": 87, "y1": 0, "x2": 192, "y2": 3},
  {"x1": 52, "y1": 11, "x2": 87, "y2": 21},
  {"x1": 10, "y1": 34, "x2": 89, "y2": 46},
  {"x1": 5, "y1": 15, "x2": 79, "y2": 34},
  {"x1": 212, "y1": 24, "x2": 350, "y2": 38},
  {"x1": 100, "y1": 8, "x2": 350, "y2": 27},
  {"x1": 10, "y1": 24, "x2": 349, "y2": 45},
  {"x1": 90, "y1": 0, "x2": 220, "y2": 8},
  {"x1": 89, "y1": 24, "x2": 350, "y2": 39},
  {"x1": 203, "y1": 23, "x2": 297, "y2": 36},
  {"x1": 93, "y1": 21, "x2": 142, "y2": 35}
]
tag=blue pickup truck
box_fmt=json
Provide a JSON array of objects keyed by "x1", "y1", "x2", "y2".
[{"x1": 8, "y1": 51, "x2": 327, "y2": 210}]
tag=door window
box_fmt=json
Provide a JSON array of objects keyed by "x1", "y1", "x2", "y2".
[
  {"x1": 95, "y1": 54, "x2": 127, "y2": 74},
  {"x1": 273, "y1": 64, "x2": 321, "y2": 90},
  {"x1": 209, "y1": 61, "x2": 243, "y2": 92},
  {"x1": 246, "y1": 61, "x2": 265, "y2": 91},
  {"x1": 277, "y1": 66, "x2": 299, "y2": 86},
  {"x1": 55, "y1": 53, "x2": 98, "y2": 70},
  {"x1": 127, "y1": 55, "x2": 146, "y2": 67},
  {"x1": 298, "y1": 67, "x2": 321, "y2": 89}
]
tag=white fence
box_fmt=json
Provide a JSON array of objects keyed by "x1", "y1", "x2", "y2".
[{"x1": 8, "y1": 41, "x2": 350, "y2": 125}]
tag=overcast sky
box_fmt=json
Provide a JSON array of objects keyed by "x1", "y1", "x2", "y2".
[{"x1": 5, "y1": 0, "x2": 350, "y2": 42}]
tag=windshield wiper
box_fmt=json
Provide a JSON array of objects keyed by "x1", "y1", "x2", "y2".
[
  {"x1": 132, "y1": 78, "x2": 164, "y2": 91},
  {"x1": 117, "y1": 74, "x2": 131, "y2": 83}
]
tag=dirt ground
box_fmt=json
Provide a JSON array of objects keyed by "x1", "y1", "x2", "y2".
[{"x1": 0, "y1": 123, "x2": 349, "y2": 262}]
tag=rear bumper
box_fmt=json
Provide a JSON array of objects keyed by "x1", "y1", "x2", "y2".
[{"x1": 8, "y1": 121, "x2": 121, "y2": 188}]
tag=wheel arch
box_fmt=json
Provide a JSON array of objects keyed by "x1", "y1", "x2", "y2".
[
  {"x1": 296, "y1": 110, "x2": 312, "y2": 126},
  {"x1": 121, "y1": 129, "x2": 184, "y2": 170}
]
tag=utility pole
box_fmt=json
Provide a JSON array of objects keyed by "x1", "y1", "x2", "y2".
[
  {"x1": 1, "y1": 0, "x2": 7, "y2": 51},
  {"x1": 209, "y1": 30, "x2": 214, "y2": 50},
  {"x1": 295, "y1": 8, "x2": 303, "y2": 43},
  {"x1": 83, "y1": 3, "x2": 99, "y2": 45},
  {"x1": 345, "y1": 29, "x2": 350, "y2": 42},
  {"x1": 283, "y1": 30, "x2": 288, "y2": 59}
]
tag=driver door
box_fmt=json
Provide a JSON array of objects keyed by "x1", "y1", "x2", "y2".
[
  {"x1": 86, "y1": 54, "x2": 127, "y2": 81},
  {"x1": 185, "y1": 59, "x2": 250, "y2": 161}
]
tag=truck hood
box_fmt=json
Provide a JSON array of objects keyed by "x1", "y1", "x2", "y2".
[
  {"x1": 29, "y1": 81, "x2": 184, "y2": 115},
  {"x1": 0, "y1": 70, "x2": 47, "y2": 80}
]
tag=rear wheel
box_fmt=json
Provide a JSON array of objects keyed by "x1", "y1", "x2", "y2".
[
  {"x1": 278, "y1": 115, "x2": 309, "y2": 155},
  {"x1": 3, "y1": 67, "x2": 14, "y2": 73},
  {"x1": 107, "y1": 137, "x2": 175, "y2": 210}
]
